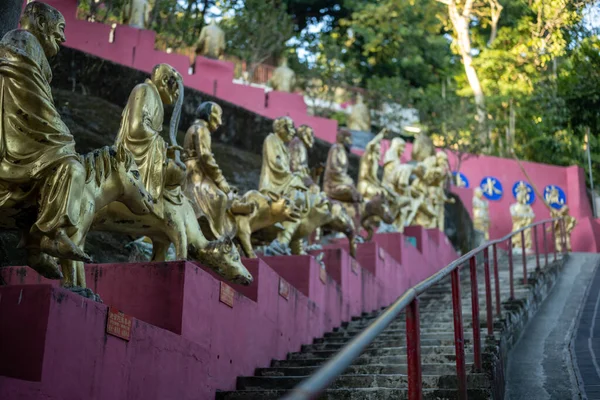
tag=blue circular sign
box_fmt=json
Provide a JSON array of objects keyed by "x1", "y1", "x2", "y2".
[
  {"x1": 479, "y1": 176, "x2": 503, "y2": 201},
  {"x1": 452, "y1": 171, "x2": 469, "y2": 188},
  {"x1": 512, "y1": 181, "x2": 535, "y2": 205},
  {"x1": 544, "y1": 185, "x2": 567, "y2": 209}
]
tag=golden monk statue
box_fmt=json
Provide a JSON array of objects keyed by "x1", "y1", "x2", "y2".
[
  {"x1": 116, "y1": 63, "x2": 186, "y2": 219},
  {"x1": 289, "y1": 124, "x2": 318, "y2": 189},
  {"x1": 269, "y1": 56, "x2": 296, "y2": 92},
  {"x1": 195, "y1": 19, "x2": 226, "y2": 60},
  {"x1": 348, "y1": 93, "x2": 371, "y2": 132},
  {"x1": 411, "y1": 131, "x2": 435, "y2": 162},
  {"x1": 0, "y1": 2, "x2": 92, "y2": 268},
  {"x1": 405, "y1": 156, "x2": 437, "y2": 228},
  {"x1": 260, "y1": 116, "x2": 307, "y2": 248},
  {"x1": 473, "y1": 187, "x2": 490, "y2": 240},
  {"x1": 122, "y1": 0, "x2": 150, "y2": 29},
  {"x1": 510, "y1": 183, "x2": 535, "y2": 252},
  {"x1": 323, "y1": 129, "x2": 362, "y2": 204},
  {"x1": 429, "y1": 152, "x2": 454, "y2": 231},
  {"x1": 550, "y1": 205, "x2": 576, "y2": 252},
  {"x1": 183, "y1": 102, "x2": 253, "y2": 239},
  {"x1": 381, "y1": 138, "x2": 415, "y2": 231}
]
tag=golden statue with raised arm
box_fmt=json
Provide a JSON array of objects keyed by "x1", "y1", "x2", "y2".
[
  {"x1": 0, "y1": 2, "x2": 93, "y2": 267},
  {"x1": 358, "y1": 129, "x2": 409, "y2": 221},
  {"x1": 183, "y1": 101, "x2": 253, "y2": 239}
]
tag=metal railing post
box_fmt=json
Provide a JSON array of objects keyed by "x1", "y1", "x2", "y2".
[
  {"x1": 533, "y1": 225, "x2": 540, "y2": 271},
  {"x1": 508, "y1": 237, "x2": 515, "y2": 300},
  {"x1": 483, "y1": 248, "x2": 493, "y2": 336},
  {"x1": 451, "y1": 268, "x2": 468, "y2": 399},
  {"x1": 493, "y1": 243, "x2": 501, "y2": 317},
  {"x1": 406, "y1": 298, "x2": 422, "y2": 400},
  {"x1": 470, "y1": 257, "x2": 483, "y2": 371},
  {"x1": 552, "y1": 222, "x2": 557, "y2": 261},
  {"x1": 543, "y1": 222, "x2": 548, "y2": 267},
  {"x1": 521, "y1": 230, "x2": 527, "y2": 284}
]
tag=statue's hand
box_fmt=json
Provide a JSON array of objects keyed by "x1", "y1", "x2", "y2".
[{"x1": 220, "y1": 181, "x2": 231, "y2": 194}]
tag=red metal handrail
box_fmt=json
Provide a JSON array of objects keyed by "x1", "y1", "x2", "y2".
[{"x1": 281, "y1": 217, "x2": 567, "y2": 400}]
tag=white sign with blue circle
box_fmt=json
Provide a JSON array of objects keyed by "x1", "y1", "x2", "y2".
[
  {"x1": 544, "y1": 185, "x2": 566, "y2": 209},
  {"x1": 480, "y1": 176, "x2": 503, "y2": 201},
  {"x1": 512, "y1": 181, "x2": 535, "y2": 205},
  {"x1": 452, "y1": 171, "x2": 469, "y2": 188}
]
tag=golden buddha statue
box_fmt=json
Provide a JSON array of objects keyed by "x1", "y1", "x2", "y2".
[
  {"x1": 183, "y1": 102, "x2": 254, "y2": 240},
  {"x1": 323, "y1": 129, "x2": 362, "y2": 204},
  {"x1": 289, "y1": 124, "x2": 318, "y2": 189},
  {"x1": 429, "y1": 152, "x2": 454, "y2": 231},
  {"x1": 472, "y1": 187, "x2": 490, "y2": 240},
  {"x1": 348, "y1": 93, "x2": 371, "y2": 132},
  {"x1": 195, "y1": 19, "x2": 226, "y2": 60},
  {"x1": 116, "y1": 63, "x2": 186, "y2": 219},
  {"x1": 269, "y1": 56, "x2": 296, "y2": 92},
  {"x1": 510, "y1": 183, "x2": 535, "y2": 252},
  {"x1": 550, "y1": 205, "x2": 576, "y2": 252},
  {"x1": 382, "y1": 137, "x2": 414, "y2": 231},
  {"x1": 0, "y1": 2, "x2": 93, "y2": 269},
  {"x1": 405, "y1": 157, "x2": 437, "y2": 228},
  {"x1": 259, "y1": 116, "x2": 307, "y2": 247},
  {"x1": 122, "y1": 0, "x2": 150, "y2": 29}
]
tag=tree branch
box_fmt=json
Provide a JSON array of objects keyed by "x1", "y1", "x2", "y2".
[
  {"x1": 487, "y1": 0, "x2": 503, "y2": 46},
  {"x1": 462, "y1": 0, "x2": 475, "y2": 18}
]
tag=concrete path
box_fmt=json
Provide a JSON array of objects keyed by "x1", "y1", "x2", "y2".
[{"x1": 506, "y1": 253, "x2": 600, "y2": 400}]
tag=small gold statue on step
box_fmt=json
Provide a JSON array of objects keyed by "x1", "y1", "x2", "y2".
[
  {"x1": 510, "y1": 183, "x2": 535, "y2": 252},
  {"x1": 472, "y1": 187, "x2": 490, "y2": 240},
  {"x1": 269, "y1": 56, "x2": 296, "y2": 92},
  {"x1": 289, "y1": 124, "x2": 318, "y2": 189},
  {"x1": 550, "y1": 205, "x2": 576, "y2": 252},
  {"x1": 195, "y1": 19, "x2": 226, "y2": 60},
  {"x1": 347, "y1": 93, "x2": 371, "y2": 132}
]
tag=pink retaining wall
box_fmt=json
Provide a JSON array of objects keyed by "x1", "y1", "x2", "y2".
[{"x1": 0, "y1": 232, "x2": 457, "y2": 400}]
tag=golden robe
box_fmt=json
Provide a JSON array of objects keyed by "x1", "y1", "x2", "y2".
[
  {"x1": 259, "y1": 133, "x2": 305, "y2": 195},
  {"x1": 0, "y1": 30, "x2": 84, "y2": 233},
  {"x1": 323, "y1": 143, "x2": 356, "y2": 201},
  {"x1": 183, "y1": 119, "x2": 234, "y2": 238},
  {"x1": 357, "y1": 143, "x2": 383, "y2": 201},
  {"x1": 116, "y1": 79, "x2": 181, "y2": 218}
]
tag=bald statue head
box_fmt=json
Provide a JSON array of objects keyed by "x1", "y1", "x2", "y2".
[
  {"x1": 195, "y1": 102, "x2": 223, "y2": 132},
  {"x1": 273, "y1": 116, "x2": 295, "y2": 143},
  {"x1": 151, "y1": 64, "x2": 182, "y2": 105},
  {"x1": 20, "y1": 2, "x2": 66, "y2": 58},
  {"x1": 336, "y1": 129, "x2": 353, "y2": 152},
  {"x1": 297, "y1": 125, "x2": 314, "y2": 149}
]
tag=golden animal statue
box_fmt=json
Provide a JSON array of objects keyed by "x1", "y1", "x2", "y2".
[
  {"x1": 509, "y1": 183, "x2": 535, "y2": 252},
  {"x1": 347, "y1": 93, "x2": 371, "y2": 132},
  {"x1": 259, "y1": 116, "x2": 308, "y2": 250},
  {"x1": 183, "y1": 101, "x2": 254, "y2": 240},
  {"x1": 233, "y1": 190, "x2": 301, "y2": 258},
  {"x1": 195, "y1": 19, "x2": 226, "y2": 60},
  {"x1": 269, "y1": 56, "x2": 296, "y2": 92},
  {"x1": 358, "y1": 129, "x2": 410, "y2": 226},
  {"x1": 472, "y1": 187, "x2": 490, "y2": 240},
  {"x1": 122, "y1": 0, "x2": 150, "y2": 28},
  {"x1": 93, "y1": 64, "x2": 253, "y2": 285},
  {"x1": 549, "y1": 205, "x2": 576, "y2": 252}
]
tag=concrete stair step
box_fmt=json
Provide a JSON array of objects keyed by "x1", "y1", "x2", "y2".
[
  {"x1": 303, "y1": 337, "x2": 472, "y2": 351},
  {"x1": 316, "y1": 332, "x2": 475, "y2": 343},
  {"x1": 255, "y1": 363, "x2": 468, "y2": 377},
  {"x1": 216, "y1": 387, "x2": 491, "y2": 400},
  {"x1": 236, "y1": 373, "x2": 488, "y2": 391},
  {"x1": 272, "y1": 353, "x2": 474, "y2": 368},
  {"x1": 288, "y1": 346, "x2": 473, "y2": 360}
]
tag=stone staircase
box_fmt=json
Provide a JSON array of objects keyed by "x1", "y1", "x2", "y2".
[{"x1": 216, "y1": 252, "x2": 564, "y2": 400}]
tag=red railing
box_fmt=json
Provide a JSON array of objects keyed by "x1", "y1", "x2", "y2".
[{"x1": 282, "y1": 217, "x2": 568, "y2": 400}]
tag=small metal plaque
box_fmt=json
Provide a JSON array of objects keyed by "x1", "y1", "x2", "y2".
[
  {"x1": 219, "y1": 282, "x2": 235, "y2": 308},
  {"x1": 278, "y1": 278, "x2": 290, "y2": 300},
  {"x1": 106, "y1": 307, "x2": 132, "y2": 341},
  {"x1": 351, "y1": 259, "x2": 359, "y2": 275},
  {"x1": 319, "y1": 266, "x2": 327, "y2": 284}
]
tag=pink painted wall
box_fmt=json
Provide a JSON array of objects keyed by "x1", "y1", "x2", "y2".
[{"x1": 1, "y1": 231, "x2": 459, "y2": 400}]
